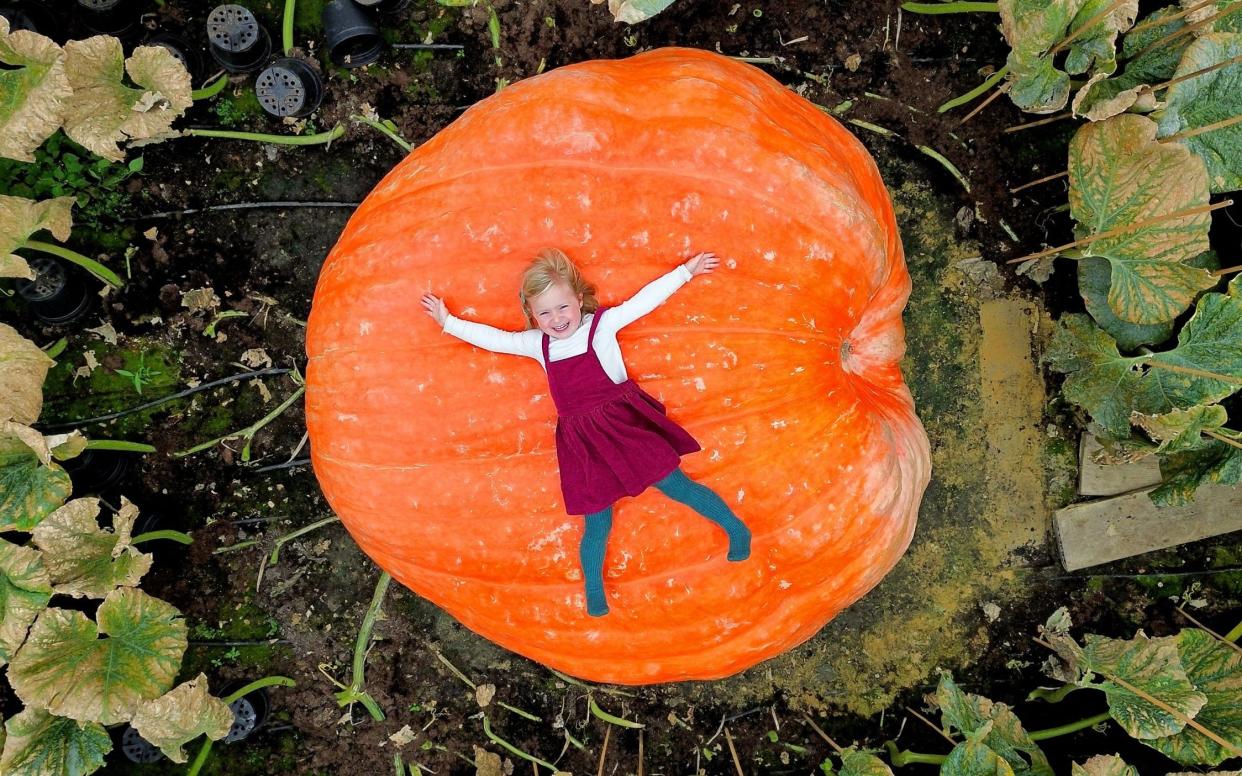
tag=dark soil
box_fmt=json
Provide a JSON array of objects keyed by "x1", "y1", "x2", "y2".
[{"x1": 5, "y1": 1, "x2": 1240, "y2": 775}]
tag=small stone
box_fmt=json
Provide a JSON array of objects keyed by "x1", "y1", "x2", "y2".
[{"x1": 845, "y1": 53, "x2": 861, "y2": 71}]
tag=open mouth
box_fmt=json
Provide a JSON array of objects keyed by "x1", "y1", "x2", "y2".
[{"x1": 552, "y1": 322, "x2": 570, "y2": 333}]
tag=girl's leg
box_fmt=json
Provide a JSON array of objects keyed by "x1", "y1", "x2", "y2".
[
  {"x1": 654, "y1": 468, "x2": 751, "y2": 561},
  {"x1": 579, "y1": 506, "x2": 613, "y2": 616}
]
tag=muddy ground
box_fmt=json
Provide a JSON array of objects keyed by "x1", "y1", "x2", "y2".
[{"x1": 5, "y1": 0, "x2": 1242, "y2": 774}]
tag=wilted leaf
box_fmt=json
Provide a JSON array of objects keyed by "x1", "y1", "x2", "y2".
[
  {"x1": 607, "y1": 0, "x2": 679, "y2": 24},
  {"x1": 942, "y1": 725, "x2": 1017, "y2": 776},
  {"x1": 0, "y1": 18, "x2": 71, "y2": 163},
  {"x1": 1081, "y1": 632, "x2": 1207, "y2": 739},
  {"x1": 62, "y1": 38, "x2": 192, "y2": 162},
  {"x1": 1072, "y1": 6, "x2": 1194, "y2": 120},
  {"x1": 1144, "y1": 290, "x2": 1242, "y2": 409},
  {"x1": 1063, "y1": 0, "x2": 1138, "y2": 75},
  {"x1": 0, "y1": 322, "x2": 57, "y2": 424},
  {"x1": 0, "y1": 420, "x2": 51, "y2": 465},
  {"x1": 1157, "y1": 32, "x2": 1242, "y2": 193},
  {"x1": 1008, "y1": 52, "x2": 1074, "y2": 114},
  {"x1": 934, "y1": 674, "x2": 1053, "y2": 776},
  {"x1": 0, "y1": 195, "x2": 74, "y2": 281},
  {"x1": 9, "y1": 587, "x2": 186, "y2": 724},
  {"x1": 1153, "y1": 434, "x2": 1242, "y2": 505},
  {"x1": 1181, "y1": 0, "x2": 1242, "y2": 34},
  {"x1": 47, "y1": 432, "x2": 86, "y2": 462},
  {"x1": 475, "y1": 683, "x2": 496, "y2": 707},
  {"x1": 0, "y1": 539, "x2": 52, "y2": 666},
  {"x1": 1132, "y1": 405, "x2": 1228, "y2": 452},
  {"x1": 0, "y1": 436, "x2": 72, "y2": 532},
  {"x1": 32, "y1": 497, "x2": 152, "y2": 599},
  {"x1": 180, "y1": 287, "x2": 219, "y2": 313},
  {"x1": 0, "y1": 708, "x2": 111, "y2": 776},
  {"x1": 1146, "y1": 629, "x2": 1242, "y2": 765},
  {"x1": 1045, "y1": 314, "x2": 1147, "y2": 437},
  {"x1": 839, "y1": 747, "x2": 895, "y2": 776},
  {"x1": 1070, "y1": 754, "x2": 1137, "y2": 776},
  {"x1": 129, "y1": 674, "x2": 233, "y2": 763},
  {"x1": 1068, "y1": 115, "x2": 1215, "y2": 325}
]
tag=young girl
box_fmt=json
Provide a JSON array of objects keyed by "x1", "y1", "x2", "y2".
[{"x1": 420, "y1": 248, "x2": 751, "y2": 617}]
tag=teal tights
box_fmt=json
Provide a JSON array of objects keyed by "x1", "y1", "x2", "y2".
[{"x1": 579, "y1": 468, "x2": 751, "y2": 616}]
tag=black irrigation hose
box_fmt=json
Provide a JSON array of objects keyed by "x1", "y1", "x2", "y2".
[
  {"x1": 125, "y1": 201, "x2": 361, "y2": 221},
  {"x1": 41, "y1": 367, "x2": 291, "y2": 430},
  {"x1": 392, "y1": 43, "x2": 465, "y2": 50}
]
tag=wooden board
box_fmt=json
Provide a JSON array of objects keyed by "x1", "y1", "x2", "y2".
[
  {"x1": 1054, "y1": 484, "x2": 1242, "y2": 571},
  {"x1": 1078, "y1": 434, "x2": 1162, "y2": 497}
]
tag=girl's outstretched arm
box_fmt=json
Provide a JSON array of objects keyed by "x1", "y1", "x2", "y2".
[
  {"x1": 421, "y1": 292, "x2": 542, "y2": 360},
  {"x1": 605, "y1": 251, "x2": 720, "y2": 331}
]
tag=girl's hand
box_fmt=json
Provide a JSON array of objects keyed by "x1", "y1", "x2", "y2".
[
  {"x1": 684, "y1": 251, "x2": 720, "y2": 277},
  {"x1": 421, "y1": 292, "x2": 448, "y2": 326}
]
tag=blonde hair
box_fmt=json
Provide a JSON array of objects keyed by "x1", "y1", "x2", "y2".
[{"x1": 518, "y1": 248, "x2": 599, "y2": 328}]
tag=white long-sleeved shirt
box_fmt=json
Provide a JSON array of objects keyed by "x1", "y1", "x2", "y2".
[{"x1": 441, "y1": 265, "x2": 692, "y2": 383}]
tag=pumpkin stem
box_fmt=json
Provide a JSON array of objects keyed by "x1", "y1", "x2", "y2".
[
  {"x1": 883, "y1": 741, "x2": 947, "y2": 767},
  {"x1": 333, "y1": 570, "x2": 392, "y2": 722}
]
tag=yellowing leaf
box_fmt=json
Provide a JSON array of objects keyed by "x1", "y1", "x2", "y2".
[
  {"x1": 0, "y1": 195, "x2": 73, "y2": 283},
  {"x1": 1147, "y1": 629, "x2": 1242, "y2": 765},
  {"x1": 943, "y1": 725, "x2": 1017, "y2": 776},
  {"x1": 1132, "y1": 405, "x2": 1228, "y2": 453},
  {"x1": 1070, "y1": 755, "x2": 1138, "y2": 776},
  {"x1": 0, "y1": 322, "x2": 56, "y2": 425},
  {"x1": 31, "y1": 497, "x2": 152, "y2": 599},
  {"x1": 839, "y1": 748, "x2": 895, "y2": 776},
  {"x1": 0, "y1": 708, "x2": 111, "y2": 776},
  {"x1": 1082, "y1": 632, "x2": 1207, "y2": 739},
  {"x1": 62, "y1": 37, "x2": 191, "y2": 162},
  {"x1": 1069, "y1": 115, "x2": 1216, "y2": 324},
  {"x1": 130, "y1": 674, "x2": 233, "y2": 763},
  {"x1": 0, "y1": 18, "x2": 70, "y2": 163},
  {"x1": 606, "y1": 0, "x2": 679, "y2": 24},
  {"x1": 8, "y1": 587, "x2": 186, "y2": 725},
  {"x1": 0, "y1": 435, "x2": 72, "y2": 532},
  {"x1": 934, "y1": 673, "x2": 1053, "y2": 776},
  {"x1": 0, "y1": 538, "x2": 52, "y2": 666}
]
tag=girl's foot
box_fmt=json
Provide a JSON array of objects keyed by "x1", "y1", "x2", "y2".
[{"x1": 727, "y1": 529, "x2": 751, "y2": 562}]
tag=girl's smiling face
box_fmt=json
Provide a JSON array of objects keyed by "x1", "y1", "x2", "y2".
[{"x1": 529, "y1": 281, "x2": 584, "y2": 339}]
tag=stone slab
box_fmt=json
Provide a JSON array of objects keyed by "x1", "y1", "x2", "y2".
[{"x1": 1054, "y1": 485, "x2": 1242, "y2": 571}]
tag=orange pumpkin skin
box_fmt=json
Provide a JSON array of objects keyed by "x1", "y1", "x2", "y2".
[{"x1": 306, "y1": 47, "x2": 930, "y2": 683}]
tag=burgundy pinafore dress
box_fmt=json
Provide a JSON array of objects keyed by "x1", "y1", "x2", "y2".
[{"x1": 544, "y1": 308, "x2": 701, "y2": 515}]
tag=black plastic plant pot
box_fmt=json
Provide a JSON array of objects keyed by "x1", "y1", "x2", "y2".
[
  {"x1": 218, "y1": 681, "x2": 271, "y2": 743},
  {"x1": 63, "y1": 449, "x2": 133, "y2": 496},
  {"x1": 75, "y1": 0, "x2": 137, "y2": 37},
  {"x1": 0, "y1": 1, "x2": 62, "y2": 38},
  {"x1": 206, "y1": 4, "x2": 272, "y2": 74},
  {"x1": 354, "y1": 0, "x2": 412, "y2": 12},
  {"x1": 322, "y1": 0, "x2": 383, "y2": 68},
  {"x1": 256, "y1": 58, "x2": 323, "y2": 118},
  {"x1": 15, "y1": 256, "x2": 93, "y2": 325},
  {"x1": 146, "y1": 32, "x2": 203, "y2": 82},
  {"x1": 119, "y1": 725, "x2": 164, "y2": 764}
]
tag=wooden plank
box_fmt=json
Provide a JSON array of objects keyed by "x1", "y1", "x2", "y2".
[
  {"x1": 1054, "y1": 484, "x2": 1242, "y2": 571},
  {"x1": 1078, "y1": 434, "x2": 1163, "y2": 497}
]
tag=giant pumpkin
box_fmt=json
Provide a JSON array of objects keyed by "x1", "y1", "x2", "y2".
[{"x1": 306, "y1": 47, "x2": 930, "y2": 683}]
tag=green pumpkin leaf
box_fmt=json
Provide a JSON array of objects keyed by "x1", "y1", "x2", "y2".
[
  {"x1": 8, "y1": 587, "x2": 186, "y2": 725},
  {"x1": 1046, "y1": 314, "x2": 1148, "y2": 437},
  {"x1": 1069, "y1": 115, "x2": 1216, "y2": 325},
  {"x1": 129, "y1": 674, "x2": 233, "y2": 764},
  {"x1": 0, "y1": 19, "x2": 70, "y2": 164},
  {"x1": 1132, "y1": 405, "x2": 1229, "y2": 452},
  {"x1": 1078, "y1": 257, "x2": 1175, "y2": 348},
  {"x1": 608, "y1": 0, "x2": 679, "y2": 24},
  {"x1": 0, "y1": 708, "x2": 110, "y2": 776},
  {"x1": 933, "y1": 674, "x2": 1053, "y2": 776},
  {"x1": 942, "y1": 725, "x2": 1017, "y2": 776},
  {"x1": 1081, "y1": 633, "x2": 1207, "y2": 739},
  {"x1": 1146, "y1": 629, "x2": 1242, "y2": 764},
  {"x1": 1152, "y1": 434, "x2": 1242, "y2": 505},
  {"x1": 838, "y1": 748, "x2": 894, "y2": 776},
  {"x1": 1157, "y1": 33, "x2": 1242, "y2": 192},
  {"x1": 1064, "y1": 0, "x2": 1138, "y2": 75},
  {"x1": 0, "y1": 538, "x2": 52, "y2": 666},
  {"x1": 31, "y1": 498, "x2": 152, "y2": 599},
  {"x1": 0, "y1": 438, "x2": 72, "y2": 533},
  {"x1": 1144, "y1": 290, "x2": 1242, "y2": 408},
  {"x1": 1069, "y1": 754, "x2": 1138, "y2": 776}
]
